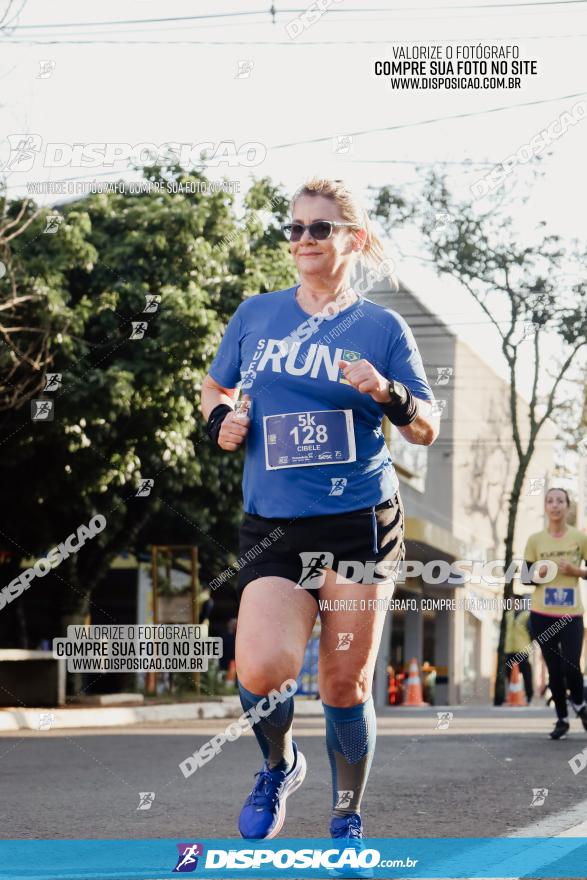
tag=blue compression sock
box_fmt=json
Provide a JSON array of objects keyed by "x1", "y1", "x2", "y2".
[
  {"x1": 238, "y1": 681, "x2": 295, "y2": 772},
  {"x1": 323, "y1": 696, "x2": 377, "y2": 818}
]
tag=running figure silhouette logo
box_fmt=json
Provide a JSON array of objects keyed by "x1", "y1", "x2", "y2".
[
  {"x1": 38, "y1": 712, "x2": 55, "y2": 731},
  {"x1": 4, "y1": 134, "x2": 41, "y2": 171},
  {"x1": 43, "y1": 214, "x2": 63, "y2": 234},
  {"x1": 336, "y1": 633, "x2": 354, "y2": 651},
  {"x1": 296, "y1": 552, "x2": 334, "y2": 589},
  {"x1": 135, "y1": 479, "x2": 154, "y2": 497},
  {"x1": 335, "y1": 790, "x2": 354, "y2": 809},
  {"x1": 44, "y1": 373, "x2": 62, "y2": 391},
  {"x1": 435, "y1": 711, "x2": 453, "y2": 730},
  {"x1": 527, "y1": 478, "x2": 546, "y2": 496},
  {"x1": 173, "y1": 843, "x2": 203, "y2": 873},
  {"x1": 235, "y1": 59, "x2": 254, "y2": 78},
  {"x1": 530, "y1": 788, "x2": 548, "y2": 807},
  {"x1": 329, "y1": 478, "x2": 347, "y2": 496},
  {"x1": 130, "y1": 321, "x2": 149, "y2": 340},
  {"x1": 333, "y1": 135, "x2": 353, "y2": 155},
  {"x1": 143, "y1": 294, "x2": 161, "y2": 313},
  {"x1": 435, "y1": 367, "x2": 453, "y2": 386},
  {"x1": 31, "y1": 400, "x2": 54, "y2": 421},
  {"x1": 37, "y1": 60, "x2": 56, "y2": 79},
  {"x1": 137, "y1": 792, "x2": 155, "y2": 811}
]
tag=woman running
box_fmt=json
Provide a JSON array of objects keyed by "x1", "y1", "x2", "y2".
[
  {"x1": 201, "y1": 178, "x2": 438, "y2": 842},
  {"x1": 523, "y1": 487, "x2": 587, "y2": 739}
]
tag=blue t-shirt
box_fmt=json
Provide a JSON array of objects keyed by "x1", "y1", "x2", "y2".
[{"x1": 208, "y1": 284, "x2": 434, "y2": 518}]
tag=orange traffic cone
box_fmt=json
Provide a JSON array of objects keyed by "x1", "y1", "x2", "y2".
[
  {"x1": 403, "y1": 658, "x2": 429, "y2": 706},
  {"x1": 507, "y1": 662, "x2": 527, "y2": 706}
]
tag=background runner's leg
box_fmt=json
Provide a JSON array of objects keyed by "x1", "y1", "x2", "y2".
[
  {"x1": 519, "y1": 656, "x2": 534, "y2": 703},
  {"x1": 557, "y1": 616, "x2": 585, "y2": 709},
  {"x1": 236, "y1": 576, "x2": 317, "y2": 770},
  {"x1": 530, "y1": 614, "x2": 568, "y2": 719}
]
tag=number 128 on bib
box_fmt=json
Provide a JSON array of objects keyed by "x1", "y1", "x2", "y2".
[{"x1": 263, "y1": 409, "x2": 356, "y2": 470}]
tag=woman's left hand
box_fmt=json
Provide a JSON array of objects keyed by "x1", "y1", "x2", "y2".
[
  {"x1": 557, "y1": 558, "x2": 579, "y2": 577},
  {"x1": 339, "y1": 358, "x2": 390, "y2": 403}
]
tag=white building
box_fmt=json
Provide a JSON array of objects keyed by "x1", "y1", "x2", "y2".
[{"x1": 371, "y1": 281, "x2": 557, "y2": 706}]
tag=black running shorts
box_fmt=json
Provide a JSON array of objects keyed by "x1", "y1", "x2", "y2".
[{"x1": 236, "y1": 492, "x2": 405, "y2": 597}]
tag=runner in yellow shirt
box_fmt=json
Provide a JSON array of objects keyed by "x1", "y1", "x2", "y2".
[{"x1": 523, "y1": 488, "x2": 587, "y2": 739}]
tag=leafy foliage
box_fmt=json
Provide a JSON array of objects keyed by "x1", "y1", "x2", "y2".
[{"x1": 0, "y1": 166, "x2": 297, "y2": 642}]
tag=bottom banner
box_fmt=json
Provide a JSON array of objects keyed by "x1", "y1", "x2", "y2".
[{"x1": 0, "y1": 837, "x2": 586, "y2": 879}]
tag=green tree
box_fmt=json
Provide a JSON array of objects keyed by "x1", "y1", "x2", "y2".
[
  {"x1": 0, "y1": 191, "x2": 47, "y2": 410},
  {"x1": 0, "y1": 167, "x2": 295, "y2": 671}
]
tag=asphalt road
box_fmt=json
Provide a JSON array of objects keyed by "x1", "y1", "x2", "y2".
[{"x1": 1, "y1": 706, "x2": 586, "y2": 842}]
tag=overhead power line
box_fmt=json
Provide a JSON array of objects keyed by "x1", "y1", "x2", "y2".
[
  {"x1": 266, "y1": 91, "x2": 587, "y2": 152},
  {"x1": 2, "y1": 91, "x2": 582, "y2": 194},
  {"x1": 3, "y1": 34, "x2": 586, "y2": 45},
  {"x1": 7, "y1": 11, "x2": 269, "y2": 30},
  {"x1": 9, "y1": 1, "x2": 587, "y2": 31}
]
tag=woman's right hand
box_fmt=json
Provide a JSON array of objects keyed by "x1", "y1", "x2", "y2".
[
  {"x1": 218, "y1": 395, "x2": 251, "y2": 451},
  {"x1": 538, "y1": 564, "x2": 549, "y2": 579}
]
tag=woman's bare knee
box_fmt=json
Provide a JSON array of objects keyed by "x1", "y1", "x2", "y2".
[
  {"x1": 237, "y1": 648, "x2": 300, "y2": 695},
  {"x1": 319, "y1": 670, "x2": 372, "y2": 707}
]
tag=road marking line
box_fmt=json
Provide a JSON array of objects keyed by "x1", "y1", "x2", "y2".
[
  {"x1": 508, "y1": 794, "x2": 587, "y2": 838},
  {"x1": 500, "y1": 794, "x2": 587, "y2": 879}
]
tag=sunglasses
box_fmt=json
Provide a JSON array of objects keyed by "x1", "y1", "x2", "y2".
[{"x1": 281, "y1": 220, "x2": 359, "y2": 242}]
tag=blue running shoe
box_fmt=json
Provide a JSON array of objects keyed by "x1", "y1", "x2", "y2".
[
  {"x1": 238, "y1": 742, "x2": 306, "y2": 839},
  {"x1": 329, "y1": 813, "x2": 374, "y2": 879},
  {"x1": 331, "y1": 813, "x2": 364, "y2": 840}
]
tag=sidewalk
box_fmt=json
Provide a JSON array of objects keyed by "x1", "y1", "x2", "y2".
[
  {"x1": 0, "y1": 697, "x2": 553, "y2": 731},
  {"x1": 0, "y1": 695, "x2": 325, "y2": 731}
]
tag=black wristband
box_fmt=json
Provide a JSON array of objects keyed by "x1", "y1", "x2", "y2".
[
  {"x1": 206, "y1": 404, "x2": 233, "y2": 446},
  {"x1": 382, "y1": 382, "x2": 418, "y2": 426}
]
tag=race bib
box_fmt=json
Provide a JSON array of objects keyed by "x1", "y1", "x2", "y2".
[
  {"x1": 263, "y1": 409, "x2": 356, "y2": 470},
  {"x1": 544, "y1": 587, "x2": 575, "y2": 607}
]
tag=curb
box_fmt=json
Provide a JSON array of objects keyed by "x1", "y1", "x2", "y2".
[{"x1": 0, "y1": 696, "x2": 324, "y2": 730}]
